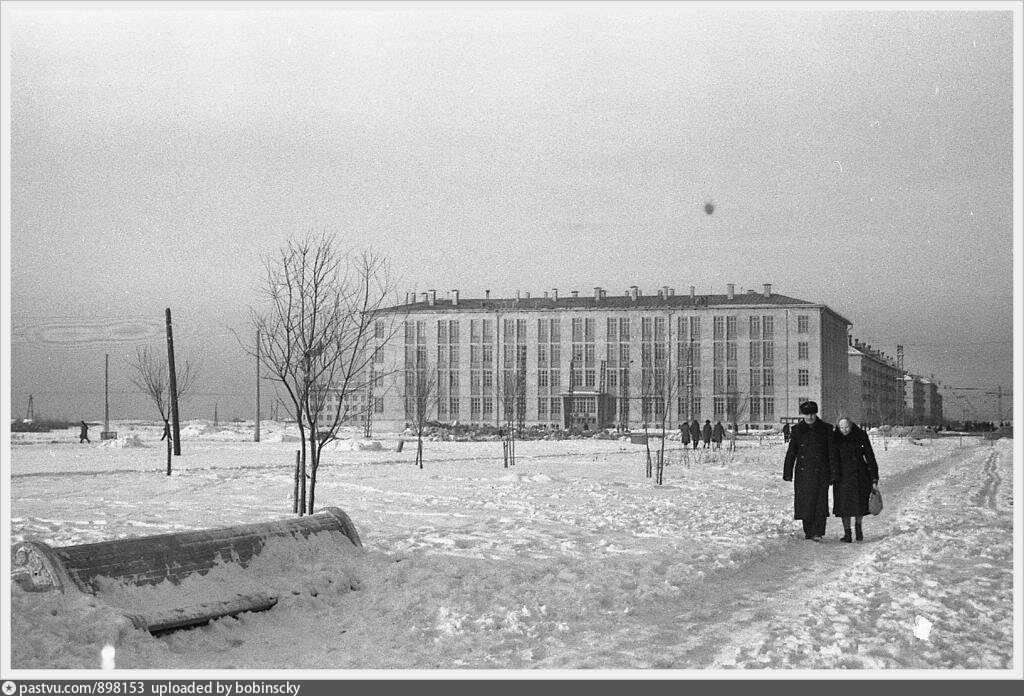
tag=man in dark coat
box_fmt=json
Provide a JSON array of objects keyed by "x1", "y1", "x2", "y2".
[
  {"x1": 679, "y1": 424, "x2": 690, "y2": 447},
  {"x1": 701, "y1": 420, "x2": 712, "y2": 448},
  {"x1": 79, "y1": 421, "x2": 90, "y2": 444},
  {"x1": 782, "y1": 422, "x2": 791, "y2": 443},
  {"x1": 689, "y1": 419, "x2": 701, "y2": 450},
  {"x1": 832, "y1": 418, "x2": 879, "y2": 542},
  {"x1": 712, "y1": 421, "x2": 725, "y2": 449},
  {"x1": 783, "y1": 401, "x2": 838, "y2": 541}
]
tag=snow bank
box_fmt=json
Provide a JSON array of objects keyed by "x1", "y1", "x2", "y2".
[
  {"x1": 332, "y1": 438, "x2": 384, "y2": 452},
  {"x1": 97, "y1": 434, "x2": 147, "y2": 449}
]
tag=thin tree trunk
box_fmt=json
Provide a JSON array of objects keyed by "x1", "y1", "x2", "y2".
[
  {"x1": 293, "y1": 450, "x2": 300, "y2": 513},
  {"x1": 166, "y1": 436, "x2": 171, "y2": 476},
  {"x1": 644, "y1": 423, "x2": 652, "y2": 478},
  {"x1": 308, "y1": 445, "x2": 318, "y2": 515}
]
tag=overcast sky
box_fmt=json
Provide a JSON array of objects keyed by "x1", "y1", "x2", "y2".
[{"x1": 3, "y1": 2, "x2": 1018, "y2": 422}]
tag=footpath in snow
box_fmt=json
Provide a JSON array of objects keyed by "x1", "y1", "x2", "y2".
[{"x1": 7, "y1": 425, "x2": 1016, "y2": 672}]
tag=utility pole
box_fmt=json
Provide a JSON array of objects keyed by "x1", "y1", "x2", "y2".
[
  {"x1": 165, "y1": 308, "x2": 182, "y2": 455},
  {"x1": 254, "y1": 329, "x2": 261, "y2": 443},
  {"x1": 104, "y1": 354, "x2": 109, "y2": 435},
  {"x1": 26, "y1": 394, "x2": 34, "y2": 421},
  {"x1": 213, "y1": 403, "x2": 218, "y2": 428}
]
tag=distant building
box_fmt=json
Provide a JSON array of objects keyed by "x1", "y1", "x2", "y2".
[
  {"x1": 847, "y1": 338, "x2": 903, "y2": 427},
  {"x1": 899, "y1": 372, "x2": 944, "y2": 426},
  {"x1": 366, "y1": 284, "x2": 852, "y2": 430}
]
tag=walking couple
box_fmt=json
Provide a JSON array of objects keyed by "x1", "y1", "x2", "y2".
[{"x1": 782, "y1": 400, "x2": 879, "y2": 543}]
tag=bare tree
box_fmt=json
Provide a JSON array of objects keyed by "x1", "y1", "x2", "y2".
[
  {"x1": 128, "y1": 345, "x2": 200, "y2": 474},
  {"x1": 403, "y1": 352, "x2": 438, "y2": 469},
  {"x1": 242, "y1": 233, "x2": 399, "y2": 515}
]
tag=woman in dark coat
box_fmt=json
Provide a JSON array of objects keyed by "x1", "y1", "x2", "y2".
[
  {"x1": 712, "y1": 421, "x2": 725, "y2": 449},
  {"x1": 689, "y1": 420, "x2": 701, "y2": 450},
  {"x1": 783, "y1": 401, "x2": 838, "y2": 541},
  {"x1": 832, "y1": 417, "x2": 879, "y2": 542},
  {"x1": 701, "y1": 420, "x2": 713, "y2": 448}
]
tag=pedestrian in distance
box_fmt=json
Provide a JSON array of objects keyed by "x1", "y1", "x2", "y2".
[
  {"x1": 782, "y1": 401, "x2": 838, "y2": 541},
  {"x1": 679, "y1": 424, "x2": 690, "y2": 448},
  {"x1": 78, "y1": 420, "x2": 91, "y2": 443},
  {"x1": 712, "y1": 420, "x2": 725, "y2": 450},
  {"x1": 831, "y1": 417, "x2": 879, "y2": 542},
  {"x1": 701, "y1": 420, "x2": 712, "y2": 449},
  {"x1": 689, "y1": 419, "x2": 701, "y2": 450},
  {"x1": 782, "y1": 421, "x2": 791, "y2": 443}
]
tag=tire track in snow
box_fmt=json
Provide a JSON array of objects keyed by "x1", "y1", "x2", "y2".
[{"x1": 971, "y1": 448, "x2": 1001, "y2": 511}]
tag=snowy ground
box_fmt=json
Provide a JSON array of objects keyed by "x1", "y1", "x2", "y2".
[{"x1": 5, "y1": 420, "x2": 1019, "y2": 675}]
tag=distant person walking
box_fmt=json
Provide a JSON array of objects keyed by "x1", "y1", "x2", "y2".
[
  {"x1": 712, "y1": 421, "x2": 725, "y2": 450},
  {"x1": 689, "y1": 419, "x2": 701, "y2": 450},
  {"x1": 79, "y1": 421, "x2": 90, "y2": 444},
  {"x1": 701, "y1": 420, "x2": 712, "y2": 449},
  {"x1": 679, "y1": 424, "x2": 690, "y2": 448},
  {"x1": 832, "y1": 417, "x2": 879, "y2": 542},
  {"x1": 783, "y1": 422, "x2": 791, "y2": 443},
  {"x1": 783, "y1": 401, "x2": 837, "y2": 541}
]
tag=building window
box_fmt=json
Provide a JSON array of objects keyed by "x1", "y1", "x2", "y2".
[
  {"x1": 797, "y1": 315, "x2": 809, "y2": 333},
  {"x1": 619, "y1": 318, "x2": 630, "y2": 342},
  {"x1": 713, "y1": 316, "x2": 725, "y2": 340},
  {"x1": 763, "y1": 397, "x2": 775, "y2": 420},
  {"x1": 798, "y1": 369, "x2": 809, "y2": 387},
  {"x1": 538, "y1": 398, "x2": 548, "y2": 418},
  {"x1": 726, "y1": 316, "x2": 736, "y2": 340},
  {"x1": 749, "y1": 397, "x2": 761, "y2": 418},
  {"x1": 798, "y1": 342, "x2": 809, "y2": 360},
  {"x1": 763, "y1": 341, "x2": 774, "y2": 366},
  {"x1": 449, "y1": 397, "x2": 460, "y2": 418},
  {"x1": 749, "y1": 316, "x2": 760, "y2": 338},
  {"x1": 550, "y1": 397, "x2": 561, "y2": 416},
  {"x1": 374, "y1": 320, "x2": 385, "y2": 339},
  {"x1": 714, "y1": 396, "x2": 726, "y2": 416},
  {"x1": 762, "y1": 316, "x2": 774, "y2": 339}
]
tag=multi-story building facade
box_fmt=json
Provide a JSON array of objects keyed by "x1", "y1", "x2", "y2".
[
  {"x1": 847, "y1": 337, "x2": 903, "y2": 427},
  {"x1": 897, "y1": 373, "x2": 945, "y2": 427},
  {"x1": 371, "y1": 284, "x2": 852, "y2": 430}
]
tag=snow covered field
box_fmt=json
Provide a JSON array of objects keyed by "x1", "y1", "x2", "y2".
[{"x1": 6, "y1": 421, "x2": 1019, "y2": 674}]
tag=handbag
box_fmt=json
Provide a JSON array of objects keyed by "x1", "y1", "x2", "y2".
[{"x1": 868, "y1": 486, "x2": 883, "y2": 516}]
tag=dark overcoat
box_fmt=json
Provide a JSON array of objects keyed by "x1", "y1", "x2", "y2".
[
  {"x1": 712, "y1": 422, "x2": 725, "y2": 443},
  {"x1": 701, "y1": 423, "x2": 712, "y2": 443},
  {"x1": 680, "y1": 426, "x2": 690, "y2": 445},
  {"x1": 689, "y1": 421, "x2": 701, "y2": 441},
  {"x1": 831, "y1": 423, "x2": 879, "y2": 517},
  {"x1": 783, "y1": 417, "x2": 838, "y2": 521}
]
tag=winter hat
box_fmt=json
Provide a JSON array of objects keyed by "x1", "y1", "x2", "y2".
[{"x1": 798, "y1": 400, "x2": 819, "y2": 415}]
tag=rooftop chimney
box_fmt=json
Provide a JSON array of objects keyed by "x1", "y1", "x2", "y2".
[
  {"x1": 726, "y1": 283, "x2": 735, "y2": 300},
  {"x1": 669, "y1": 288, "x2": 675, "y2": 296},
  {"x1": 516, "y1": 290, "x2": 521, "y2": 300},
  {"x1": 485, "y1": 289, "x2": 491, "y2": 300},
  {"x1": 662, "y1": 285, "x2": 670, "y2": 298},
  {"x1": 452, "y1": 289, "x2": 459, "y2": 306},
  {"x1": 629, "y1": 285, "x2": 639, "y2": 301},
  {"x1": 404, "y1": 292, "x2": 410, "y2": 304},
  {"x1": 421, "y1": 292, "x2": 429, "y2": 304},
  {"x1": 552, "y1": 288, "x2": 559, "y2": 301},
  {"x1": 689, "y1": 285, "x2": 696, "y2": 300},
  {"x1": 543, "y1": 291, "x2": 549, "y2": 298},
  {"x1": 525, "y1": 291, "x2": 531, "y2": 299},
  {"x1": 571, "y1": 290, "x2": 579, "y2": 298},
  {"x1": 594, "y1": 287, "x2": 602, "y2": 301},
  {"x1": 763, "y1": 283, "x2": 772, "y2": 298},
  {"x1": 428, "y1": 290, "x2": 436, "y2": 306}
]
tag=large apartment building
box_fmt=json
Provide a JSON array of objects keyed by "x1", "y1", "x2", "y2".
[
  {"x1": 366, "y1": 284, "x2": 852, "y2": 431},
  {"x1": 847, "y1": 337, "x2": 904, "y2": 427}
]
